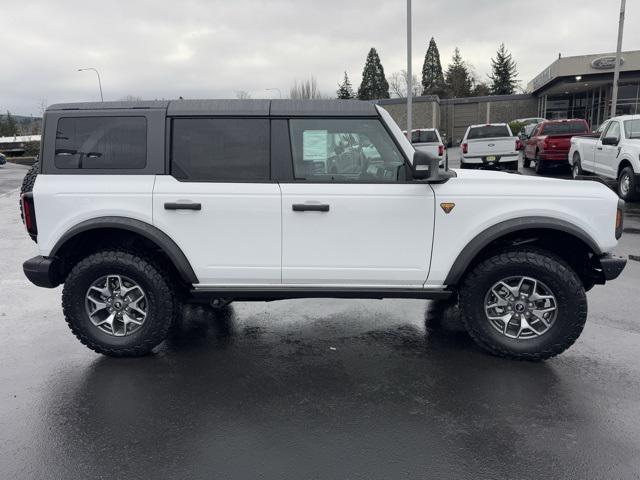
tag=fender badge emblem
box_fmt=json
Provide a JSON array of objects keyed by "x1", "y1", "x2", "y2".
[{"x1": 440, "y1": 202, "x2": 455, "y2": 214}]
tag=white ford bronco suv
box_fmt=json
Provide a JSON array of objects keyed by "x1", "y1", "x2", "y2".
[{"x1": 21, "y1": 99, "x2": 627, "y2": 360}]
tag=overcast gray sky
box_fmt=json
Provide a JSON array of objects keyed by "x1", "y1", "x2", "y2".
[{"x1": 1, "y1": 0, "x2": 637, "y2": 115}]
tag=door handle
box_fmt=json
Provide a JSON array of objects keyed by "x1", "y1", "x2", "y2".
[
  {"x1": 597, "y1": 147, "x2": 603, "y2": 150},
  {"x1": 164, "y1": 202, "x2": 202, "y2": 211},
  {"x1": 292, "y1": 203, "x2": 330, "y2": 212}
]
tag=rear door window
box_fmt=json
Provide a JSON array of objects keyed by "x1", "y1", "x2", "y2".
[
  {"x1": 55, "y1": 117, "x2": 147, "y2": 169},
  {"x1": 171, "y1": 118, "x2": 270, "y2": 181},
  {"x1": 467, "y1": 125, "x2": 511, "y2": 139}
]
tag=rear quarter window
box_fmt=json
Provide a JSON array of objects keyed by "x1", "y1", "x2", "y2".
[{"x1": 54, "y1": 117, "x2": 147, "y2": 169}]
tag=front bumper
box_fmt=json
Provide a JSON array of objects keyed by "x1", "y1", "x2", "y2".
[
  {"x1": 597, "y1": 254, "x2": 627, "y2": 281},
  {"x1": 23, "y1": 256, "x2": 60, "y2": 288}
]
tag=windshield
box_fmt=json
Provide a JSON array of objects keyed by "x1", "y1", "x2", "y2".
[
  {"x1": 624, "y1": 119, "x2": 640, "y2": 139},
  {"x1": 542, "y1": 122, "x2": 588, "y2": 135},
  {"x1": 467, "y1": 125, "x2": 511, "y2": 139},
  {"x1": 411, "y1": 130, "x2": 438, "y2": 143}
]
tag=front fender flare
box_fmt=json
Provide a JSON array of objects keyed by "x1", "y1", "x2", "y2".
[{"x1": 443, "y1": 217, "x2": 602, "y2": 286}]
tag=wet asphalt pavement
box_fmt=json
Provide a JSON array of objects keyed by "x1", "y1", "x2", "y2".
[{"x1": 1, "y1": 161, "x2": 640, "y2": 479}]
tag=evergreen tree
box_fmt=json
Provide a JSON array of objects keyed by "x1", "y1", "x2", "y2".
[
  {"x1": 472, "y1": 81, "x2": 491, "y2": 97},
  {"x1": 336, "y1": 72, "x2": 355, "y2": 99},
  {"x1": 357, "y1": 48, "x2": 390, "y2": 100},
  {"x1": 421, "y1": 37, "x2": 446, "y2": 96},
  {"x1": 489, "y1": 43, "x2": 519, "y2": 95},
  {"x1": 0, "y1": 111, "x2": 19, "y2": 137},
  {"x1": 444, "y1": 48, "x2": 473, "y2": 98}
]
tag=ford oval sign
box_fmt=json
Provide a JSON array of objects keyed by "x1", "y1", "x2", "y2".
[{"x1": 591, "y1": 56, "x2": 624, "y2": 70}]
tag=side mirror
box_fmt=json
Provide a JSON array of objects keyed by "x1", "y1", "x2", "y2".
[
  {"x1": 601, "y1": 136, "x2": 619, "y2": 146},
  {"x1": 412, "y1": 150, "x2": 440, "y2": 181}
]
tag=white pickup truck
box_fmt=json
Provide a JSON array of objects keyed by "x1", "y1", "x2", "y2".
[
  {"x1": 460, "y1": 123, "x2": 520, "y2": 171},
  {"x1": 410, "y1": 128, "x2": 446, "y2": 166},
  {"x1": 569, "y1": 114, "x2": 640, "y2": 201}
]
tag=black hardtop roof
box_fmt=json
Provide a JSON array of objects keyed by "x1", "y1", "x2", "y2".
[
  {"x1": 47, "y1": 99, "x2": 379, "y2": 117},
  {"x1": 47, "y1": 100, "x2": 170, "y2": 111}
]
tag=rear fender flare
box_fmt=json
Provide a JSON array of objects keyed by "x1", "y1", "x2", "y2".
[{"x1": 50, "y1": 216, "x2": 198, "y2": 285}]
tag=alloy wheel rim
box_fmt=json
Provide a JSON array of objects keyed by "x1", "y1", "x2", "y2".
[
  {"x1": 85, "y1": 274, "x2": 148, "y2": 337},
  {"x1": 484, "y1": 276, "x2": 558, "y2": 340}
]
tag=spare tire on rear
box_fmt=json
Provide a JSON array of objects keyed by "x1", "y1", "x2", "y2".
[{"x1": 19, "y1": 162, "x2": 39, "y2": 233}]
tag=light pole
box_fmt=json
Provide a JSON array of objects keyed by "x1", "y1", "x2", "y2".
[
  {"x1": 406, "y1": 0, "x2": 412, "y2": 139},
  {"x1": 266, "y1": 88, "x2": 282, "y2": 99},
  {"x1": 78, "y1": 68, "x2": 104, "y2": 102},
  {"x1": 610, "y1": 0, "x2": 626, "y2": 118}
]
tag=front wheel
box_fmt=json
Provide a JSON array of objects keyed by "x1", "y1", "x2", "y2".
[
  {"x1": 459, "y1": 248, "x2": 587, "y2": 360},
  {"x1": 618, "y1": 166, "x2": 638, "y2": 201},
  {"x1": 62, "y1": 250, "x2": 177, "y2": 356}
]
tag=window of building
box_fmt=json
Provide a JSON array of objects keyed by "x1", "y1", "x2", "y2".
[
  {"x1": 55, "y1": 117, "x2": 147, "y2": 169},
  {"x1": 171, "y1": 118, "x2": 270, "y2": 181},
  {"x1": 289, "y1": 119, "x2": 405, "y2": 182}
]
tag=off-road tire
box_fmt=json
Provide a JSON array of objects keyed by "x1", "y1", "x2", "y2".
[
  {"x1": 19, "y1": 161, "x2": 39, "y2": 231},
  {"x1": 617, "y1": 166, "x2": 639, "y2": 201},
  {"x1": 62, "y1": 250, "x2": 177, "y2": 357},
  {"x1": 459, "y1": 248, "x2": 587, "y2": 361}
]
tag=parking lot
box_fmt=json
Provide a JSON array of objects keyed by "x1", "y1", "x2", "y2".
[{"x1": 1, "y1": 160, "x2": 640, "y2": 479}]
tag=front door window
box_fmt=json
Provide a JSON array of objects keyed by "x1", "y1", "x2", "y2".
[{"x1": 289, "y1": 119, "x2": 406, "y2": 182}]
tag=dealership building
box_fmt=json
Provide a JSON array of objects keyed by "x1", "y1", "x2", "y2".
[{"x1": 379, "y1": 49, "x2": 640, "y2": 143}]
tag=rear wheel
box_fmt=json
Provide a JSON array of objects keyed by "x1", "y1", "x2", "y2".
[
  {"x1": 459, "y1": 248, "x2": 587, "y2": 360},
  {"x1": 618, "y1": 166, "x2": 638, "y2": 201},
  {"x1": 571, "y1": 154, "x2": 583, "y2": 179},
  {"x1": 62, "y1": 250, "x2": 177, "y2": 356},
  {"x1": 535, "y1": 153, "x2": 546, "y2": 174}
]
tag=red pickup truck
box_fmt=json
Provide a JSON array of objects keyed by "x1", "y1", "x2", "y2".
[{"x1": 523, "y1": 119, "x2": 590, "y2": 173}]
